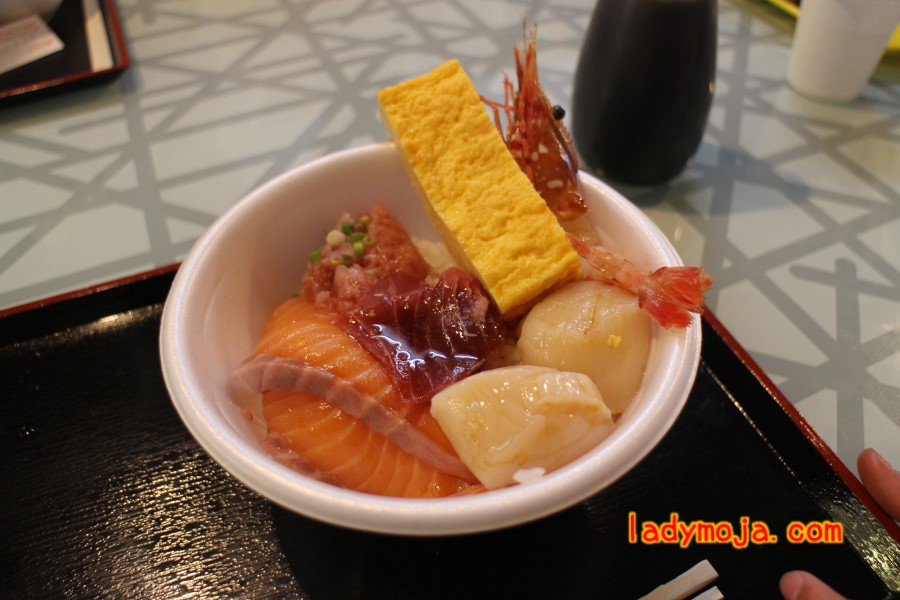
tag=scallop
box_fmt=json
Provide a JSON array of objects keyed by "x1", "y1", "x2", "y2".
[
  {"x1": 516, "y1": 280, "x2": 651, "y2": 414},
  {"x1": 430, "y1": 365, "x2": 614, "y2": 490}
]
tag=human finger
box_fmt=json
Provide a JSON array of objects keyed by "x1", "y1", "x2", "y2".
[
  {"x1": 858, "y1": 447, "x2": 900, "y2": 521},
  {"x1": 779, "y1": 570, "x2": 845, "y2": 600}
]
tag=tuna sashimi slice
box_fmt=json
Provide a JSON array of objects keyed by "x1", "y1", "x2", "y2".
[{"x1": 342, "y1": 268, "x2": 508, "y2": 403}]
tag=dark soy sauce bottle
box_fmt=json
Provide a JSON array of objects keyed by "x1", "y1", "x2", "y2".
[{"x1": 572, "y1": 0, "x2": 716, "y2": 185}]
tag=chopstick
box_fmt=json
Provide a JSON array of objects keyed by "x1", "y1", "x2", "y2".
[
  {"x1": 638, "y1": 559, "x2": 720, "y2": 600},
  {"x1": 691, "y1": 586, "x2": 724, "y2": 600}
]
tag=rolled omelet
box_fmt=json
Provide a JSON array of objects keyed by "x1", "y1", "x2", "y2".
[{"x1": 377, "y1": 59, "x2": 581, "y2": 318}]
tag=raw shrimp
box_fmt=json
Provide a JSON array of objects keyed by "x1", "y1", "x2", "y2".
[
  {"x1": 485, "y1": 26, "x2": 712, "y2": 328},
  {"x1": 483, "y1": 24, "x2": 587, "y2": 222},
  {"x1": 567, "y1": 233, "x2": 712, "y2": 329}
]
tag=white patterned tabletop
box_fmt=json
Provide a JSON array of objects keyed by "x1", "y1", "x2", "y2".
[{"x1": 1, "y1": 0, "x2": 898, "y2": 481}]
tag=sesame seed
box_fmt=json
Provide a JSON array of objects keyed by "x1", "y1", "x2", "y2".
[{"x1": 546, "y1": 179, "x2": 563, "y2": 189}]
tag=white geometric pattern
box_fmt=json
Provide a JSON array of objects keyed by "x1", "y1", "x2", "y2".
[{"x1": 0, "y1": 0, "x2": 898, "y2": 475}]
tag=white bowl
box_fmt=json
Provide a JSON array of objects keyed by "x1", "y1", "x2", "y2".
[{"x1": 159, "y1": 142, "x2": 701, "y2": 536}]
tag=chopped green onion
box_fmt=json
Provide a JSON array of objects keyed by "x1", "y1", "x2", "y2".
[
  {"x1": 347, "y1": 232, "x2": 365, "y2": 243},
  {"x1": 340, "y1": 221, "x2": 354, "y2": 235},
  {"x1": 363, "y1": 234, "x2": 375, "y2": 246},
  {"x1": 309, "y1": 250, "x2": 322, "y2": 262},
  {"x1": 353, "y1": 241, "x2": 365, "y2": 256},
  {"x1": 356, "y1": 215, "x2": 371, "y2": 231},
  {"x1": 342, "y1": 254, "x2": 352, "y2": 267}
]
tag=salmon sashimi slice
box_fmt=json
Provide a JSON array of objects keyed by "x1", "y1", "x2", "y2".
[
  {"x1": 236, "y1": 353, "x2": 472, "y2": 480},
  {"x1": 262, "y1": 389, "x2": 473, "y2": 498},
  {"x1": 232, "y1": 296, "x2": 478, "y2": 492},
  {"x1": 251, "y1": 297, "x2": 458, "y2": 453}
]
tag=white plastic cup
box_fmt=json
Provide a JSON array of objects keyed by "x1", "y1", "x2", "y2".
[{"x1": 787, "y1": 0, "x2": 900, "y2": 102}]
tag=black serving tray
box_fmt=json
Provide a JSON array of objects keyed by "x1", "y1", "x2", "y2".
[
  {"x1": 0, "y1": 0, "x2": 129, "y2": 105},
  {"x1": 1, "y1": 267, "x2": 898, "y2": 599}
]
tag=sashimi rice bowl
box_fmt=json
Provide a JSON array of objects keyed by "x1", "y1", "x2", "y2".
[{"x1": 159, "y1": 142, "x2": 702, "y2": 535}]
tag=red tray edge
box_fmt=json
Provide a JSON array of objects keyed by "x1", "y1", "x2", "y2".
[
  {"x1": 0, "y1": 263, "x2": 180, "y2": 319},
  {"x1": 702, "y1": 307, "x2": 900, "y2": 544}
]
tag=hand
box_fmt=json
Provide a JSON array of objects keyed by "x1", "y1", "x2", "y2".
[{"x1": 779, "y1": 448, "x2": 900, "y2": 600}]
